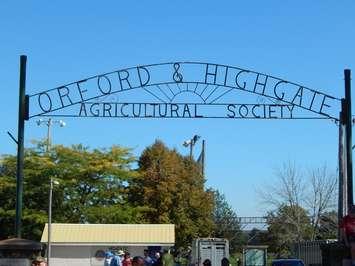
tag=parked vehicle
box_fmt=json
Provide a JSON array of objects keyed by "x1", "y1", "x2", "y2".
[
  {"x1": 190, "y1": 238, "x2": 229, "y2": 266},
  {"x1": 271, "y1": 259, "x2": 305, "y2": 266}
]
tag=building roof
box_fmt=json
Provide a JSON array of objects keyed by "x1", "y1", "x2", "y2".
[
  {"x1": 0, "y1": 238, "x2": 43, "y2": 250},
  {"x1": 41, "y1": 223, "x2": 175, "y2": 246}
]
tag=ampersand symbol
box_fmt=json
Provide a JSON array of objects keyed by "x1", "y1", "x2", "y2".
[{"x1": 173, "y1": 63, "x2": 183, "y2": 83}]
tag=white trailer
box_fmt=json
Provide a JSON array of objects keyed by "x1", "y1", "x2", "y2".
[{"x1": 190, "y1": 238, "x2": 229, "y2": 266}]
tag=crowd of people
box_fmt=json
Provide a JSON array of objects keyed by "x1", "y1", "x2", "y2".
[
  {"x1": 30, "y1": 247, "x2": 230, "y2": 266},
  {"x1": 104, "y1": 249, "x2": 175, "y2": 266}
]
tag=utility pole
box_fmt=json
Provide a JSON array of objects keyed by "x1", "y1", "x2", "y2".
[
  {"x1": 47, "y1": 178, "x2": 59, "y2": 266},
  {"x1": 200, "y1": 140, "x2": 206, "y2": 177},
  {"x1": 47, "y1": 178, "x2": 53, "y2": 266},
  {"x1": 37, "y1": 118, "x2": 66, "y2": 152},
  {"x1": 183, "y1": 135, "x2": 200, "y2": 160}
]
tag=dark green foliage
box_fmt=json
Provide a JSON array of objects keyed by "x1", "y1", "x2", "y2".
[
  {"x1": 266, "y1": 205, "x2": 312, "y2": 257},
  {"x1": 317, "y1": 211, "x2": 337, "y2": 240},
  {"x1": 212, "y1": 189, "x2": 245, "y2": 253}
]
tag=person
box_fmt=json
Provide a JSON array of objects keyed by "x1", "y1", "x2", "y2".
[
  {"x1": 144, "y1": 249, "x2": 153, "y2": 266},
  {"x1": 153, "y1": 251, "x2": 162, "y2": 266},
  {"x1": 111, "y1": 250, "x2": 124, "y2": 266},
  {"x1": 133, "y1": 256, "x2": 145, "y2": 266},
  {"x1": 122, "y1": 252, "x2": 133, "y2": 266},
  {"x1": 162, "y1": 249, "x2": 174, "y2": 266},
  {"x1": 221, "y1": 257, "x2": 229, "y2": 266},
  {"x1": 31, "y1": 256, "x2": 47, "y2": 266},
  {"x1": 202, "y1": 259, "x2": 211, "y2": 266},
  {"x1": 236, "y1": 258, "x2": 241, "y2": 266},
  {"x1": 105, "y1": 251, "x2": 114, "y2": 266},
  {"x1": 341, "y1": 205, "x2": 355, "y2": 266}
]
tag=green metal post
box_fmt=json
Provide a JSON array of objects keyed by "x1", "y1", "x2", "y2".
[
  {"x1": 345, "y1": 69, "x2": 353, "y2": 208},
  {"x1": 15, "y1": 55, "x2": 27, "y2": 237}
]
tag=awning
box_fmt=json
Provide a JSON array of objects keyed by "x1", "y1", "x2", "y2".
[{"x1": 40, "y1": 223, "x2": 175, "y2": 246}]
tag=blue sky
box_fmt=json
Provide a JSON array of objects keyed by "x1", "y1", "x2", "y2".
[{"x1": 1, "y1": 1, "x2": 355, "y2": 216}]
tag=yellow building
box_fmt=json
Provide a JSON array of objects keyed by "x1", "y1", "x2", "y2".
[{"x1": 41, "y1": 223, "x2": 175, "y2": 266}]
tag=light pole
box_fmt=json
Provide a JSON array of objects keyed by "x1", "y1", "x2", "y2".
[
  {"x1": 48, "y1": 177, "x2": 59, "y2": 266},
  {"x1": 183, "y1": 135, "x2": 200, "y2": 159},
  {"x1": 36, "y1": 118, "x2": 66, "y2": 152}
]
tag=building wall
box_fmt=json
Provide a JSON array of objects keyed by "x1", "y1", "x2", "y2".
[
  {"x1": 50, "y1": 245, "x2": 150, "y2": 266},
  {"x1": 51, "y1": 246, "x2": 91, "y2": 266}
]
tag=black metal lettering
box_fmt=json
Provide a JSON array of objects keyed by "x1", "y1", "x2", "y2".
[
  {"x1": 291, "y1": 86, "x2": 304, "y2": 106},
  {"x1": 251, "y1": 104, "x2": 261, "y2": 118},
  {"x1": 173, "y1": 63, "x2": 183, "y2": 83},
  {"x1": 194, "y1": 104, "x2": 203, "y2": 118},
  {"x1": 159, "y1": 104, "x2": 167, "y2": 117},
  {"x1": 319, "y1": 95, "x2": 333, "y2": 116},
  {"x1": 118, "y1": 70, "x2": 132, "y2": 90},
  {"x1": 38, "y1": 92, "x2": 53, "y2": 112},
  {"x1": 97, "y1": 75, "x2": 112, "y2": 95},
  {"x1": 227, "y1": 104, "x2": 236, "y2": 118},
  {"x1": 137, "y1": 66, "x2": 150, "y2": 87},
  {"x1": 132, "y1": 104, "x2": 141, "y2": 117},
  {"x1": 170, "y1": 104, "x2": 179, "y2": 117},
  {"x1": 182, "y1": 104, "x2": 191, "y2": 118},
  {"x1": 150, "y1": 103, "x2": 158, "y2": 117},
  {"x1": 309, "y1": 90, "x2": 319, "y2": 110},
  {"x1": 78, "y1": 103, "x2": 87, "y2": 116},
  {"x1": 144, "y1": 103, "x2": 152, "y2": 117},
  {"x1": 263, "y1": 104, "x2": 266, "y2": 118},
  {"x1": 273, "y1": 80, "x2": 287, "y2": 100},
  {"x1": 286, "y1": 105, "x2": 294, "y2": 118},
  {"x1": 280, "y1": 105, "x2": 284, "y2": 119},
  {"x1": 114, "y1": 103, "x2": 118, "y2": 117},
  {"x1": 224, "y1": 66, "x2": 229, "y2": 86},
  {"x1": 253, "y1": 74, "x2": 268, "y2": 95},
  {"x1": 120, "y1": 103, "x2": 129, "y2": 117},
  {"x1": 57, "y1": 86, "x2": 73, "y2": 107},
  {"x1": 205, "y1": 64, "x2": 218, "y2": 84},
  {"x1": 90, "y1": 103, "x2": 100, "y2": 116},
  {"x1": 235, "y1": 70, "x2": 249, "y2": 90},
  {"x1": 268, "y1": 105, "x2": 277, "y2": 118},
  {"x1": 238, "y1": 104, "x2": 249, "y2": 118},
  {"x1": 76, "y1": 80, "x2": 88, "y2": 101},
  {"x1": 103, "y1": 103, "x2": 112, "y2": 117}
]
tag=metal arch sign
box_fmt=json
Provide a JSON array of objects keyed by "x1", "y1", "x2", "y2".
[
  {"x1": 13, "y1": 56, "x2": 353, "y2": 240},
  {"x1": 27, "y1": 62, "x2": 341, "y2": 120}
]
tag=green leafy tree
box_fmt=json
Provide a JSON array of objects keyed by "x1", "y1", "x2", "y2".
[
  {"x1": 212, "y1": 189, "x2": 245, "y2": 253},
  {"x1": 317, "y1": 211, "x2": 337, "y2": 239},
  {"x1": 130, "y1": 140, "x2": 214, "y2": 248},
  {"x1": 266, "y1": 205, "x2": 312, "y2": 257},
  {"x1": 247, "y1": 228, "x2": 268, "y2": 246},
  {"x1": 0, "y1": 141, "x2": 139, "y2": 240}
]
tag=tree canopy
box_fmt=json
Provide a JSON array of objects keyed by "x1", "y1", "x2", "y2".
[
  {"x1": 129, "y1": 140, "x2": 214, "y2": 248},
  {"x1": 266, "y1": 205, "x2": 312, "y2": 257},
  {"x1": 212, "y1": 189, "x2": 244, "y2": 253},
  {"x1": 0, "y1": 142, "x2": 139, "y2": 240},
  {"x1": 0, "y1": 140, "x2": 218, "y2": 249}
]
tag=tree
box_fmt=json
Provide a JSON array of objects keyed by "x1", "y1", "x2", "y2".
[
  {"x1": 259, "y1": 162, "x2": 337, "y2": 241},
  {"x1": 212, "y1": 189, "x2": 244, "y2": 253},
  {"x1": 266, "y1": 205, "x2": 312, "y2": 257},
  {"x1": 247, "y1": 228, "x2": 268, "y2": 246},
  {"x1": 317, "y1": 211, "x2": 337, "y2": 239},
  {"x1": 129, "y1": 140, "x2": 214, "y2": 248},
  {"x1": 0, "y1": 141, "x2": 139, "y2": 240},
  {"x1": 305, "y1": 165, "x2": 337, "y2": 240}
]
